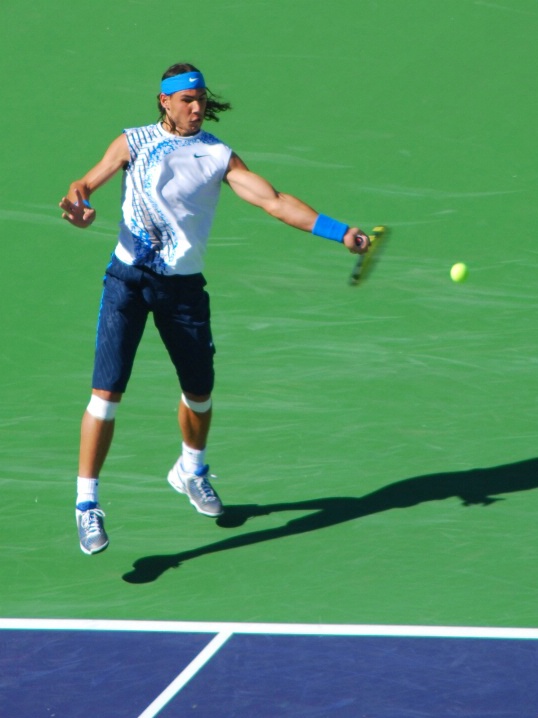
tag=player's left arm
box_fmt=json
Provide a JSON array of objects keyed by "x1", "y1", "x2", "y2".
[
  {"x1": 224, "y1": 153, "x2": 369, "y2": 254},
  {"x1": 59, "y1": 134, "x2": 130, "y2": 229}
]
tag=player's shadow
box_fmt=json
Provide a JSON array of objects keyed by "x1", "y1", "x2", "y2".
[{"x1": 122, "y1": 456, "x2": 538, "y2": 584}]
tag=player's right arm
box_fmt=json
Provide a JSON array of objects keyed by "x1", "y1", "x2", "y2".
[
  {"x1": 225, "y1": 152, "x2": 370, "y2": 254},
  {"x1": 59, "y1": 134, "x2": 130, "y2": 229}
]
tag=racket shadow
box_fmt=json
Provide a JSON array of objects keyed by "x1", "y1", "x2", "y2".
[{"x1": 122, "y1": 456, "x2": 538, "y2": 584}]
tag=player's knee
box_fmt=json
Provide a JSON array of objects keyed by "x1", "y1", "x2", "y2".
[
  {"x1": 181, "y1": 393, "x2": 212, "y2": 414},
  {"x1": 86, "y1": 394, "x2": 120, "y2": 421}
]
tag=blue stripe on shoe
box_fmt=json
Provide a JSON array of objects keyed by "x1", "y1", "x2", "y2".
[{"x1": 76, "y1": 501, "x2": 98, "y2": 511}]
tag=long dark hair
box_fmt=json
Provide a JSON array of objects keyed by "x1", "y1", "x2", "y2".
[{"x1": 157, "y1": 63, "x2": 232, "y2": 122}]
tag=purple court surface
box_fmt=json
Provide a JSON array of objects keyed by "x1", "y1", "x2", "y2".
[{"x1": 2, "y1": 620, "x2": 537, "y2": 717}]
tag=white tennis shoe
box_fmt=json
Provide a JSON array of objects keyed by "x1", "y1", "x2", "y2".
[{"x1": 167, "y1": 461, "x2": 224, "y2": 517}]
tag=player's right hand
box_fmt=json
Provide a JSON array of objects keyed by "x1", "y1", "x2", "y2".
[
  {"x1": 59, "y1": 188, "x2": 96, "y2": 228},
  {"x1": 344, "y1": 228, "x2": 370, "y2": 254}
]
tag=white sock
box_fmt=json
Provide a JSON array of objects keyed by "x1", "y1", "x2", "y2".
[
  {"x1": 180, "y1": 442, "x2": 206, "y2": 473},
  {"x1": 77, "y1": 477, "x2": 99, "y2": 506}
]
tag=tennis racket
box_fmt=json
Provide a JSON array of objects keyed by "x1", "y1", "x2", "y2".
[{"x1": 349, "y1": 225, "x2": 389, "y2": 285}]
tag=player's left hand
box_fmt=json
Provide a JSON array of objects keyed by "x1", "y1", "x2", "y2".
[
  {"x1": 344, "y1": 228, "x2": 370, "y2": 254},
  {"x1": 59, "y1": 188, "x2": 96, "y2": 229}
]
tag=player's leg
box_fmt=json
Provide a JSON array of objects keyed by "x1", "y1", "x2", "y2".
[
  {"x1": 76, "y1": 258, "x2": 149, "y2": 554},
  {"x1": 168, "y1": 392, "x2": 223, "y2": 517},
  {"x1": 179, "y1": 391, "x2": 212, "y2": 451},
  {"x1": 76, "y1": 390, "x2": 122, "y2": 555},
  {"x1": 153, "y1": 274, "x2": 223, "y2": 517},
  {"x1": 79, "y1": 389, "x2": 122, "y2": 480}
]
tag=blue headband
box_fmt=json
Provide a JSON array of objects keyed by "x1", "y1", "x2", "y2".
[{"x1": 161, "y1": 71, "x2": 206, "y2": 95}]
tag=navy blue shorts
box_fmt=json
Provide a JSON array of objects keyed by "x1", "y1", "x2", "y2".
[{"x1": 92, "y1": 255, "x2": 215, "y2": 395}]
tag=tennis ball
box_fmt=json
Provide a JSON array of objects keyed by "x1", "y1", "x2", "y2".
[{"x1": 450, "y1": 262, "x2": 468, "y2": 283}]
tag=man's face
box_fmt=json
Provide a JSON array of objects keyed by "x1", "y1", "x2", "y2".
[{"x1": 160, "y1": 88, "x2": 208, "y2": 136}]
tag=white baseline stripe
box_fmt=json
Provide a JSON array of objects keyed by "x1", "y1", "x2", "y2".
[
  {"x1": 137, "y1": 630, "x2": 232, "y2": 718},
  {"x1": 2, "y1": 618, "x2": 538, "y2": 641}
]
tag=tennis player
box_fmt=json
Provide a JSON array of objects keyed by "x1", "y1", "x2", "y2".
[{"x1": 59, "y1": 62, "x2": 370, "y2": 555}]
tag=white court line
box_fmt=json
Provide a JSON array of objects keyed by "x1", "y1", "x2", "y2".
[
  {"x1": 136, "y1": 630, "x2": 232, "y2": 718},
  {"x1": 2, "y1": 618, "x2": 538, "y2": 641}
]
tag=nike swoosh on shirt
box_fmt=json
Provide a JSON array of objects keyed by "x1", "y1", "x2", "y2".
[{"x1": 194, "y1": 154, "x2": 210, "y2": 158}]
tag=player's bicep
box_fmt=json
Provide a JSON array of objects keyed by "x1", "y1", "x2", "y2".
[{"x1": 225, "y1": 153, "x2": 279, "y2": 210}]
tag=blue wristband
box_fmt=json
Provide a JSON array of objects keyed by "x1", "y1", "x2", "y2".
[{"x1": 312, "y1": 214, "x2": 348, "y2": 243}]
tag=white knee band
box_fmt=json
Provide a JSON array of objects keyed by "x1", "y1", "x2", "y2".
[
  {"x1": 87, "y1": 395, "x2": 119, "y2": 421},
  {"x1": 181, "y1": 393, "x2": 212, "y2": 413}
]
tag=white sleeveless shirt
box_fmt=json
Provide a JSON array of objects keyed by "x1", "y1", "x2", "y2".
[{"x1": 115, "y1": 123, "x2": 233, "y2": 275}]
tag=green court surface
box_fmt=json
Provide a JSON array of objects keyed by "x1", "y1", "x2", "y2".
[{"x1": 1, "y1": 0, "x2": 538, "y2": 631}]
